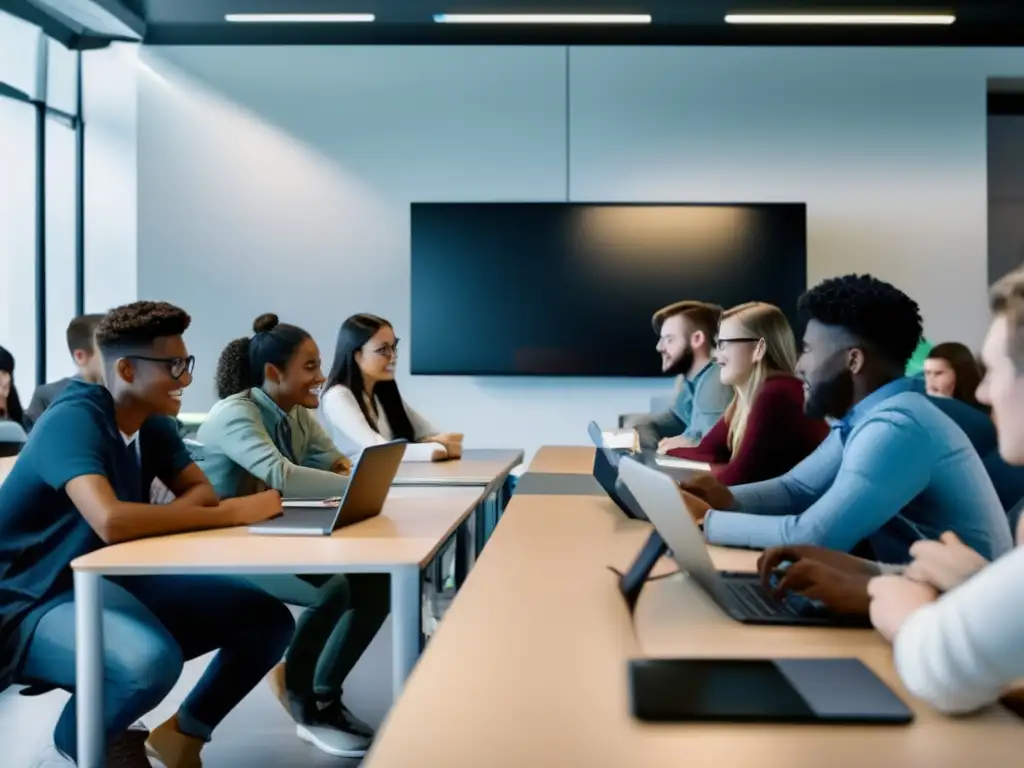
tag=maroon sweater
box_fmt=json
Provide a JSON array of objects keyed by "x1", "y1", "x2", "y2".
[{"x1": 668, "y1": 375, "x2": 829, "y2": 486}]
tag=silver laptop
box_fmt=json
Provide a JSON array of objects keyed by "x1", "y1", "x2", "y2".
[
  {"x1": 617, "y1": 457, "x2": 867, "y2": 627},
  {"x1": 250, "y1": 441, "x2": 407, "y2": 536}
]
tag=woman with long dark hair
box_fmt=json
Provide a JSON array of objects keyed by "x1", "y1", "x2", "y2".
[
  {"x1": 924, "y1": 342, "x2": 986, "y2": 411},
  {"x1": 197, "y1": 314, "x2": 388, "y2": 759},
  {"x1": 321, "y1": 313, "x2": 462, "y2": 461},
  {"x1": 0, "y1": 345, "x2": 25, "y2": 426}
]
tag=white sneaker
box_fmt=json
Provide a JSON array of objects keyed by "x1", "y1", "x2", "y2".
[
  {"x1": 296, "y1": 723, "x2": 371, "y2": 758},
  {"x1": 295, "y1": 700, "x2": 374, "y2": 758}
]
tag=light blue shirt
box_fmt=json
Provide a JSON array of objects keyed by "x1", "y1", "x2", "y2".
[
  {"x1": 702, "y1": 378, "x2": 1013, "y2": 564},
  {"x1": 671, "y1": 362, "x2": 733, "y2": 442}
]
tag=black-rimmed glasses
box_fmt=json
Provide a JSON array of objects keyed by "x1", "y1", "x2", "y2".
[
  {"x1": 713, "y1": 337, "x2": 761, "y2": 352},
  {"x1": 125, "y1": 355, "x2": 195, "y2": 380}
]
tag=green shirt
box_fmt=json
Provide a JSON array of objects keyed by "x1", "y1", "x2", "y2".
[{"x1": 196, "y1": 387, "x2": 349, "y2": 500}]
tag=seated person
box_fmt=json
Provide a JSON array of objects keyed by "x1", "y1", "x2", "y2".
[
  {"x1": 24, "y1": 313, "x2": 106, "y2": 431},
  {"x1": 869, "y1": 269, "x2": 1024, "y2": 715},
  {"x1": 321, "y1": 313, "x2": 461, "y2": 462},
  {"x1": 198, "y1": 313, "x2": 387, "y2": 759},
  {"x1": 923, "y1": 341, "x2": 987, "y2": 412},
  {"x1": 0, "y1": 344, "x2": 25, "y2": 426},
  {"x1": 629, "y1": 301, "x2": 733, "y2": 452},
  {"x1": 0, "y1": 302, "x2": 291, "y2": 767},
  {"x1": 667, "y1": 301, "x2": 829, "y2": 485},
  {"x1": 680, "y1": 274, "x2": 1013, "y2": 564}
]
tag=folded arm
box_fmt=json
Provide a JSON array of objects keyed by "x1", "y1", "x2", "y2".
[
  {"x1": 894, "y1": 548, "x2": 1024, "y2": 714},
  {"x1": 214, "y1": 402, "x2": 349, "y2": 499}
]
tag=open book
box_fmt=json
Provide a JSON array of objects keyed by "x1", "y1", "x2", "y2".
[{"x1": 654, "y1": 455, "x2": 711, "y2": 472}]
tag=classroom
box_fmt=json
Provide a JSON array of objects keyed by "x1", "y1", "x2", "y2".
[{"x1": 2, "y1": 2, "x2": 1024, "y2": 767}]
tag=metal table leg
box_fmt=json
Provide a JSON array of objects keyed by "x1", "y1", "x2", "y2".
[
  {"x1": 390, "y1": 565, "x2": 422, "y2": 701},
  {"x1": 75, "y1": 570, "x2": 105, "y2": 768}
]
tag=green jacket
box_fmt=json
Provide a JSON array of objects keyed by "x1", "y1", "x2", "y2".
[{"x1": 196, "y1": 387, "x2": 349, "y2": 500}]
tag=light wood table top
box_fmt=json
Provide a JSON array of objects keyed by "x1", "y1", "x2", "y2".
[
  {"x1": 366, "y1": 490, "x2": 1020, "y2": 768},
  {"x1": 72, "y1": 486, "x2": 484, "y2": 576},
  {"x1": 393, "y1": 448, "x2": 523, "y2": 486},
  {"x1": 528, "y1": 445, "x2": 596, "y2": 474}
]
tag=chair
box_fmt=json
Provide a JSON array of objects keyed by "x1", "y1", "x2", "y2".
[{"x1": 0, "y1": 419, "x2": 26, "y2": 458}]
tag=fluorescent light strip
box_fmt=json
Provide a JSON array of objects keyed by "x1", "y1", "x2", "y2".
[
  {"x1": 725, "y1": 13, "x2": 955, "y2": 26},
  {"x1": 433, "y1": 13, "x2": 652, "y2": 24},
  {"x1": 225, "y1": 13, "x2": 375, "y2": 23}
]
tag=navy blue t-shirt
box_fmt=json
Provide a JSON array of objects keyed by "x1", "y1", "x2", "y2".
[{"x1": 0, "y1": 381, "x2": 192, "y2": 691}]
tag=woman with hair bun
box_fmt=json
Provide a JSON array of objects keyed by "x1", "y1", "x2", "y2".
[{"x1": 198, "y1": 313, "x2": 388, "y2": 759}]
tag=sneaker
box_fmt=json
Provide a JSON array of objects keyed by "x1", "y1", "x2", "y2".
[
  {"x1": 110, "y1": 727, "x2": 161, "y2": 768},
  {"x1": 296, "y1": 700, "x2": 374, "y2": 758}
]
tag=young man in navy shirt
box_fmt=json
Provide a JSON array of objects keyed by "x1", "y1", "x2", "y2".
[{"x1": 0, "y1": 301, "x2": 294, "y2": 767}]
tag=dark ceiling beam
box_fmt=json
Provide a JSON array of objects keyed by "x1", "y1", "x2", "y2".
[{"x1": 144, "y1": 21, "x2": 1024, "y2": 47}]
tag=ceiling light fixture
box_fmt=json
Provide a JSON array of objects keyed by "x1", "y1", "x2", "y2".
[
  {"x1": 433, "y1": 13, "x2": 652, "y2": 24},
  {"x1": 225, "y1": 13, "x2": 376, "y2": 23},
  {"x1": 724, "y1": 13, "x2": 955, "y2": 25}
]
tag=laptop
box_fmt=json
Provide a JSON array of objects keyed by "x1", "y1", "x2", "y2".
[
  {"x1": 586, "y1": 420, "x2": 707, "y2": 485},
  {"x1": 249, "y1": 440, "x2": 407, "y2": 536},
  {"x1": 586, "y1": 421, "x2": 647, "y2": 520},
  {"x1": 617, "y1": 456, "x2": 868, "y2": 627}
]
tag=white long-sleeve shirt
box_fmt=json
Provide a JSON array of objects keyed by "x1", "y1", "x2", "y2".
[
  {"x1": 320, "y1": 385, "x2": 444, "y2": 462},
  {"x1": 893, "y1": 545, "x2": 1024, "y2": 714}
]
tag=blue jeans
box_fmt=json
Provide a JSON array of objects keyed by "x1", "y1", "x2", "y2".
[{"x1": 18, "y1": 575, "x2": 294, "y2": 761}]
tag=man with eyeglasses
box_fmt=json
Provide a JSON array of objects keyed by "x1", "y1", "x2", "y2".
[
  {"x1": 0, "y1": 301, "x2": 295, "y2": 767},
  {"x1": 678, "y1": 275, "x2": 1013, "y2": 566}
]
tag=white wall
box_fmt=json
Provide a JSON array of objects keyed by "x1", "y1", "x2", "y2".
[
  {"x1": 136, "y1": 45, "x2": 1024, "y2": 458},
  {"x1": 82, "y1": 42, "x2": 139, "y2": 314}
]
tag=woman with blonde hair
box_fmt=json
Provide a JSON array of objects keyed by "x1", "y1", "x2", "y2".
[{"x1": 667, "y1": 302, "x2": 829, "y2": 485}]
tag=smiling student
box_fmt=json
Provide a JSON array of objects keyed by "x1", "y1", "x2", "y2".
[
  {"x1": 0, "y1": 302, "x2": 291, "y2": 767},
  {"x1": 667, "y1": 302, "x2": 828, "y2": 485},
  {"x1": 679, "y1": 275, "x2": 1012, "y2": 564},
  {"x1": 321, "y1": 313, "x2": 462, "y2": 462},
  {"x1": 197, "y1": 314, "x2": 388, "y2": 759}
]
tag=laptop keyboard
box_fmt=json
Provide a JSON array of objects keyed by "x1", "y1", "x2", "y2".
[{"x1": 726, "y1": 580, "x2": 800, "y2": 618}]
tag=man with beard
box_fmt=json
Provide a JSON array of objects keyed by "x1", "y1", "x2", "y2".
[
  {"x1": 677, "y1": 274, "x2": 1013, "y2": 564},
  {"x1": 632, "y1": 301, "x2": 733, "y2": 452}
]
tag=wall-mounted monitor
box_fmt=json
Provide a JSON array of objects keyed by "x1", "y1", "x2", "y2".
[{"x1": 411, "y1": 202, "x2": 807, "y2": 377}]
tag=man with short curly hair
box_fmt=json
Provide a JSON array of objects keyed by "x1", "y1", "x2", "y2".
[
  {"x1": 0, "y1": 301, "x2": 296, "y2": 767},
  {"x1": 682, "y1": 275, "x2": 1013, "y2": 564}
]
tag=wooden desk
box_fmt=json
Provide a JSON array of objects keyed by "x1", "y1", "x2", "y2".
[
  {"x1": 71, "y1": 486, "x2": 485, "y2": 768},
  {"x1": 528, "y1": 445, "x2": 596, "y2": 475},
  {"x1": 366, "y1": 491, "x2": 1020, "y2": 768},
  {"x1": 393, "y1": 448, "x2": 523, "y2": 487}
]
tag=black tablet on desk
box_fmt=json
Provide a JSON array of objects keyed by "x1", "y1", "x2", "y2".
[{"x1": 629, "y1": 658, "x2": 914, "y2": 725}]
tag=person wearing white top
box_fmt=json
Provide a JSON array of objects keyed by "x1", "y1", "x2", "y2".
[
  {"x1": 869, "y1": 268, "x2": 1024, "y2": 715},
  {"x1": 320, "y1": 313, "x2": 462, "y2": 462}
]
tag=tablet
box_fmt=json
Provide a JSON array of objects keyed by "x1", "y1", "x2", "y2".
[{"x1": 629, "y1": 658, "x2": 914, "y2": 725}]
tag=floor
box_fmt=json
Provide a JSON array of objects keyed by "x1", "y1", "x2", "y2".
[
  {"x1": 5, "y1": 585, "x2": 457, "y2": 768},
  {"x1": 4, "y1": 611, "x2": 395, "y2": 767}
]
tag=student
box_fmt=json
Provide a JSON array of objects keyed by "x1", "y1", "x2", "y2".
[
  {"x1": 321, "y1": 313, "x2": 462, "y2": 462},
  {"x1": 197, "y1": 313, "x2": 387, "y2": 758},
  {"x1": 923, "y1": 341, "x2": 985, "y2": 410},
  {"x1": 679, "y1": 274, "x2": 1013, "y2": 564},
  {"x1": 868, "y1": 268, "x2": 1024, "y2": 714},
  {"x1": 0, "y1": 301, "x2": 292, "y2": 767},
  {"x1": 24, "y1": 313, "x2": 106, "y2": 431},
  {"x1": 0, "y1": 344, "x2": 25, "y2": 426},
  {"x1": 666, "y1": 302, "x2": 829, "y2": 485},
  {"x1": 630, "y1": 301, "x2": 733, "y2": 452}
]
